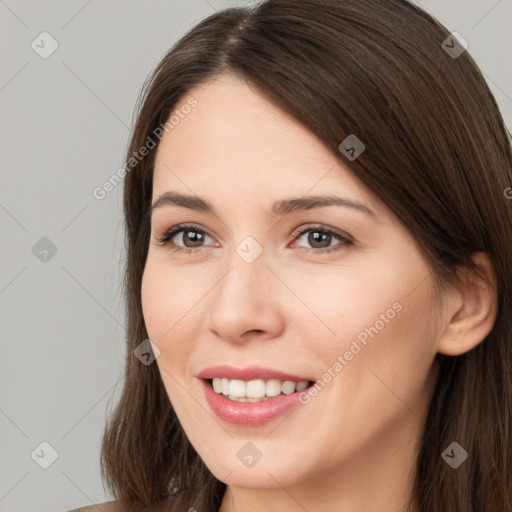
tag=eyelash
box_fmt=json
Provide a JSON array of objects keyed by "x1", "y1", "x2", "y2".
[{"x1": 154, "y1": 223, "x2": 353, "y2": 255}]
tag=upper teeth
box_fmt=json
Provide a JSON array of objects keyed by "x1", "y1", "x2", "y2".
[{"x1": 212, "y1": 377, "x2": 309, "y2": 400}]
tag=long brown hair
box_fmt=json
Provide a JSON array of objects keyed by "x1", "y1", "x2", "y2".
[{"x1": 99, "y1": 1, "x2": 512, "y2": 510}]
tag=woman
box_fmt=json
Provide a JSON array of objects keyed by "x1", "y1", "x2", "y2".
[{"x1": 71, "y1": 0, "x2": 512, "y2": 510}]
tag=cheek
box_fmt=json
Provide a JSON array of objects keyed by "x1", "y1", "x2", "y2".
[
  {"x1": 288, "y1": 254, "x2": 439, "y2": 414},
  {"x1": 141, "y1": 266, "x2": 167, "y2": 341},
  {"x1": 327, "y1": 273, "x2": 439, "y2": 426},
  {"x1": 141, "y1": 261, "x2": 194, "y2": 340},
  {"x1": 300, "y1": 280, "x2": 439, "y2": 469},
  {"x1": 278, "y1": 254, "x2": 433, "y2": 357},
  {"x1": 141, "y1": 261, "x2": 209, "y2": 377},
  {"x1": 141, "y1": 266, "x2": 194, "y2": 408}
]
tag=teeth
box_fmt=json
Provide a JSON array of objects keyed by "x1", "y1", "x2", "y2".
[
  {"x1": 296, "y1": 381, "x2": 308, "y2": 391},
  {"x1": 212, "y1": 378, "x2": 222, "y2": 393},
  {"x1": 211, "y1": 377, "x2": 310, "y2": 400},
  {"x1": 266, "y1": 379, "x2": 282, "y2": 397},
  {"x1": 246, "y1": 379, "x2": 266, "y2": 398},
  {"x1": 228, "y1": 379, "x2": 246, "y2": 397},
  {"x1": 229, "y1": 396, "x2": 248, "y2": 402},
  {"x1": 281, "y1": 381, "x2": 296, "y2": 394},
  {"x1": 221, "y1": 378, "x2": 229, "y2": 395}
]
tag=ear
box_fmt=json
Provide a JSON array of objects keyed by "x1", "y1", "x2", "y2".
[{"x1": 437, "y1": 252, "x2": 498, "y2": 356}]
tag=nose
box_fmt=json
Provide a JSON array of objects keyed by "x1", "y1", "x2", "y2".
[{"x1": 206, "y1": 244, "x2": 284, "y2": 344}]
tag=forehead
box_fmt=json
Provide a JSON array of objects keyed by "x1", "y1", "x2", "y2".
[
  {"x1": 154, "y1": 75, "x2": 331, "y2": 169},
  {"x1": 151, "y1": 75, "x2": 385, "y2": 218}
]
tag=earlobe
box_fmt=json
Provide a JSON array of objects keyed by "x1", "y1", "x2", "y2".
[{"x1": 437, "y1": 252, "x2": 498, "y2": 357}]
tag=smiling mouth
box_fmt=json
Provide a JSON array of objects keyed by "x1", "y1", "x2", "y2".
[{"x1": 206, "y1": 377, "x2": 316, "y2": 402}]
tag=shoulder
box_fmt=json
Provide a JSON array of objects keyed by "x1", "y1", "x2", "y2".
[
  {"x1": 65, "y1": 496, "x2": 179, "y2": 512},
  {"x1": 66, "y1": 500, "x2": 122, "y2": 512}
]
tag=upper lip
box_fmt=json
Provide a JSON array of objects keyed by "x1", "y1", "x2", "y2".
[{"x1": 197, "y1": 365, "x2": 315, "y2": 383}]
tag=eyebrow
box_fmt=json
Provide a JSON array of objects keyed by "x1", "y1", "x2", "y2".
[{"x1": 150, "y1": 191, "x2": 380, "y2": 222}]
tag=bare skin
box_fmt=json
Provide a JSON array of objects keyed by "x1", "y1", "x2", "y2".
[
  {"x1": 66, "y1": 500, "x2": 120, "y2": 512},
  {"x1": 140, "y1": 74, "x2": 497, "y2": 512}
]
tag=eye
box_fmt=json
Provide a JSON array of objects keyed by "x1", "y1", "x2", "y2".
[
  {"x1": 154, "y1": 223, "x2": 353, "y2": 255},
  {"x1": 290, "y1": 224, "x2": 353, "y2": 254},
  {"x1": 154, "y1": 223, "x2": 216, "y2": 253}
]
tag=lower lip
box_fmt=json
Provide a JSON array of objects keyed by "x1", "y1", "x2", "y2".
[{"x1": 201, "y1": 379, "x2": 309, "y2": 426}]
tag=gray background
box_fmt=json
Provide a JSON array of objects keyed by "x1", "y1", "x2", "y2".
[{"x1": 1, "y1": 1, "x2": 510, "y2": 511}]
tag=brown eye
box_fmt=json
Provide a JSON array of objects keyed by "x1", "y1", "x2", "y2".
[
  {"x1": 155, "y1": 224, "x2": 214, "y2": 250},
  {"x1": 154, "y1": 223, "x2": 353, "y2": 256},
  {"x1": 292, "y1": 225, "x2": 353, "y2": 254}
]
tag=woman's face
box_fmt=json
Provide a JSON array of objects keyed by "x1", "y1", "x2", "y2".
[{"x1": 141, "y1": 74, "x2": 444, "y2": 498}]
